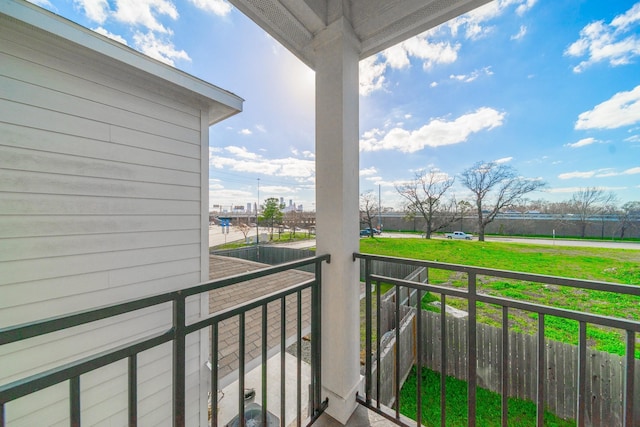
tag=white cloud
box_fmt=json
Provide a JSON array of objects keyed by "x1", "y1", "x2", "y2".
[
  {"x1": 187, "y1": 0, "x2": 231, "y2": 16},
  {"x1": 565, "y1": 3, "x2": 640, "y2": 72},
  {"x1": 209, "y1": 187, "x2": 254, "y2": 205},
  {"x1": 74, "y1": 0, "x2": 109, "y2": 23},
  {"x1": 511, "y1": 25, "x2": 527, "y2": 40},
  {"x1": 575, "y1": 85, "x2": 640, "y2": 129},
  {"x1": 208, "y1": 179, "x2": 224, "y2": 190},
  {"x1": 360, "y1": 33, "x2": 460, "y2": 95},
  {"x1": 209, "y1": 148, "x2": 315, "y2": 180},
  {"x1": 239, "y1": 129, "x2": 253, "y2": 135},
  {"x1": 494, "y1": 157, "x2": 513, "y2": 164},
  {"x1": 515, "y1": 0, "x2": 537, "y2": 16},
  {"x1": 27, "y1": 0, "x2": 55, "y2": 7},
  {"x1": 557, "y1": 166, "x2": 640, "y2": 181},
  {"x1": 547, "y1": 186, "x2": 590, "y2": 194},
  {"x1": 255, "y1": 125, "x2": 267, "y2": 133},
  {"x1": 360, "y1": 107, "x2": 505, "y2": 153},
  {"x1": 132, "y1": 31, "x2": 190, "y2": 65},
  {"x1": 449, "y1": 66, "x2": 493, "y2": 83},
  {"x1": 624, "y1": 135, "x2": 640, "y2": 143},
  {"x1": 447, "y1": 0, "x2": 536, "y2": 40},
  {"x1": 549, "y1": 185, "x2": 628, "y2": 195},
  {"x1": 557, "y1": 167, "x2": 640, "y2": 179},
  {"x1": 611, "y1": 2, "x2": 640, "y2": 32},
  {"x1": 225, "y1": 146, "x2": 259, "y2": 159},
  {"x1": 260, "y1": 185, "x2": 295, "y2": 194},
  {"x1": 624, "y1": 166, "x2": 640, "y2": 174},
  {"x1": 302, "y1": 151, "x2": 315, "y2": 159},
  {"x1": 93, "y1": 27, "x2": 128, "y2": 45},
  {"x1": 565, "y1": 137, "x2": 598, "y2": 148},
  {"x1": 114, "y1": 0, "x2": 178, "y2": 34},
  {"x1": 447, "y1": 2, "x2": 499, "y2": 40},
  {"x1": 597, "y1": 166, "x2": 640, "y2": 177},
  {"x1": 558, "y1": 171, "x2": 596, "y2": 179},
  {"x1": 385, "y1": 36, "x2": 460, "y2": 70},
  {"x1": 359, "y1": 56, "x2": 387, "y2": 96},
  {"x1": 359, "y1": 0, "x2": 534, "y2": 96},
  {"x1": 360, "y1": 167, "x2": 378, "y2": 177}
]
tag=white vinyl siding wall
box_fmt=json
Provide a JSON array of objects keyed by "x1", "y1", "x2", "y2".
[{"x1": 0, "y1": 7, "x2": 239, "y2": 425}]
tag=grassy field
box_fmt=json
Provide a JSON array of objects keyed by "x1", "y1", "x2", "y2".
[
  {"x1": 399, "y1": 366, "x2": 575, "y2": 427},
  {"x1": 360, "y1": 238, "x2": 640, "y2": 357}
]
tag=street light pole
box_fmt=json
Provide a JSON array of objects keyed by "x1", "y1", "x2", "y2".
[{"x1": 256, "y1": 178, "x2": 260, "y2": 245}]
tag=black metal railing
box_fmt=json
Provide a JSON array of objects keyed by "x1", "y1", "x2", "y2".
[
  {"x1": 0, "y1": 254, "x2": 330, "y2": 427},
  {"x1": 354, "y1": 252, "x2": 639, "y2": 427}
]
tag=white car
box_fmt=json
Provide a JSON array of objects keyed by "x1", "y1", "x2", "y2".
[{"x1": 445, "y1": 231, "x2": 473, "y2": 240}]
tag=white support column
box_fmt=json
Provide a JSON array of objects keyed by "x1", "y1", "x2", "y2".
[{"x1": 314, "y1": 18, "x2": 361, "y2": 424}]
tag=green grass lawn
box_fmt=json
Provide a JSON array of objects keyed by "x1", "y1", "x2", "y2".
[
  {"x1": 400, "y1": 366, "x2": 575, "y2": 427},
  {"x1": 360, "y1": 238, "x2": 640, "y2": 357}
]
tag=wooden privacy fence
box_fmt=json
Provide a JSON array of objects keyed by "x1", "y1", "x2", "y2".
[
  {"x1": 369, "y1": 307, "x2": 415, "y2": 407},
  {"x1": 380, "y1": 308, "x2": 640, "y2": 426}
]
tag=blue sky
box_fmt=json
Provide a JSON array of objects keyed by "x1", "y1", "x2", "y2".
[{"x1": 30, "y1": 0, "x2": 640, "y2": 210}]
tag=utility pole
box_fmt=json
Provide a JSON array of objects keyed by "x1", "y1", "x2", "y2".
[
  {"x1": 378, "y1": 184, "x2": 382, "y2": 231},
  {"x1": 256, "y1": 178, "x2": 260, "y2": 246}
]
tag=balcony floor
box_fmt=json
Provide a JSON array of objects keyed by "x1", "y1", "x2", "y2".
[{"x1": 313, "y1": 405, "x2": 405, "y2": 427}]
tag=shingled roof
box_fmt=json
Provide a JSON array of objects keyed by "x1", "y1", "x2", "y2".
[{"x1": 209, "y1": 255, "x2": 313, "y2": 381}]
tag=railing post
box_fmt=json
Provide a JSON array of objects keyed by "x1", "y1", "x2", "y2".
[
  {"x1": 173, "y1": 292, "x2": 186, "y2": 427},
  {"x1": 311, "y1": 258, "x2": 323, "y2": 415},
  {"x1": 281, "y1": 298, "x2": 286, "y2": 425},
  {"x1": 376, "y1": 278, "x2": 382, "y2": 408},
  {"x1": 365, "y1": 258, "x2": 372, "y2": 405},
  {"x1": 394, "y1": 284, "x2": 401, "y2": 420},
  {"x1": 467, "y1": 272, "x2": 477, "y2": 427},
  {"x1": 297, "y1": 290, "x2": 303, "y2": 427},
  {"x1": 211, "y1": 323, "x2": 219, "y2": 427},
  {"x1": 70, "y1": 376, "x2": 80, "y2": 427},
  {"x1": 416, "y1": 289, "x2": 422, "y2": 427},
  {"x1": 261, "y1": 305, "x2": 268, "y2": 427},
  {"x1": 128, "y1": 355, "x2": 137, "y2": 427}
]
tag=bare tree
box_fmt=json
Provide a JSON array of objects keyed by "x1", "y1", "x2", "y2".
[
  {"x1": 457, "y1": 200, "x2": 473, "y2": 232},
  {"x1": 618, "y1": 201, "x2": 640, "y2": 239},
  {"x1": 284, "y1": 209, "x2": 303, "y2": 238},
  {"x1": 570, "y1": 187, "x2": 617, "y2": 238},
  {"x1": 396, "y1": 169, "x2": 456, "y2": 238},
  {"x1": 360, "y1": 191, "x2": 378, "y2": 238},
  {"x1": 460, "y1": 161, "x2": 546, "y2": 241},
  {"x1": 235, "y1": 221, "x2": 252, "y2": 242}
]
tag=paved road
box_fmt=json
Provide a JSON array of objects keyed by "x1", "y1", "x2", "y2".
[
  {"x1": 209, "y1": 227, "x2": 640, "y2": 251},
  {"x1": 209, "y1": 226, "x2": 317, "y2": 248},
  {"x1": 209, "y1": 226, "x2": 264, "y2": 247}
]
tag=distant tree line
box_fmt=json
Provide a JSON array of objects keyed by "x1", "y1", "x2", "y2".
[{"x1": 360, "y1": 160, "x2": 640, "y2": 242}]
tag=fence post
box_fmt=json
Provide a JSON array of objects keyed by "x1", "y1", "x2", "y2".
[
  {"x1": 623, "y1": 330, "x2": 636, "y2": 427},
  {"x1": 468, "y1": 272, "x2": 477, "y2": 427}
]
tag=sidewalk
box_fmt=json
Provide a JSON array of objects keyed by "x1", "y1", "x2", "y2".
[{"x1": 209, "y1": 225, "x2": 316, "y2": 249}]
